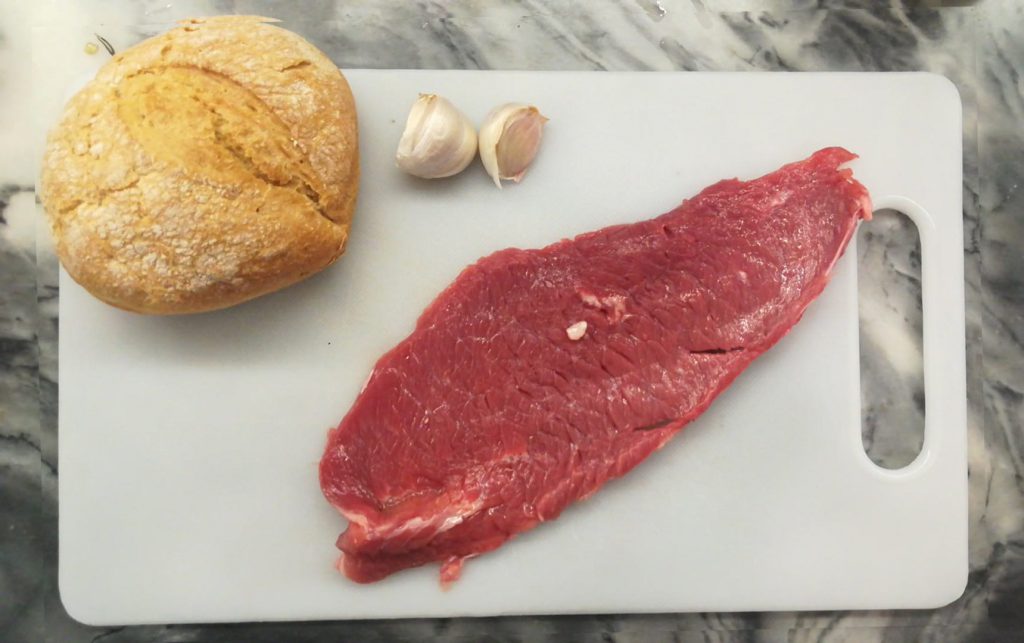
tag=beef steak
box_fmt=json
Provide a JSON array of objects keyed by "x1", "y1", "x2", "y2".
[{"x1": 319, "y1": 147, "x2": 873, "y2": 583}]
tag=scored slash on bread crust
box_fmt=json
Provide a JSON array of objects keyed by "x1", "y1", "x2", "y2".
[{"x1": 40, "y1": 16, "x2": 360, "y2": 314}]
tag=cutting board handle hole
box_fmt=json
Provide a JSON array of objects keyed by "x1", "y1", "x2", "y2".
[{"x1": 857, "y1": 208, "x2": 925, "y2": 470}]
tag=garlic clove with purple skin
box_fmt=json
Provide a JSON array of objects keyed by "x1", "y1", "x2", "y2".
[{"x1": 478, "y1": 104, "x2": 548, "y2": 189}]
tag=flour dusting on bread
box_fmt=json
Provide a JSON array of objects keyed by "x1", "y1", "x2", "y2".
[{"x1": 40, "y1": 16, "x2": 360, "y2": 314}]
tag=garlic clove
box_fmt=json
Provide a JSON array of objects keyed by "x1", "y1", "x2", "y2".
[
  {"x1": 478, "y1": 104, "x2": 548, "y2": 189},
  {"x1": 396, "y1": 94, "x2": 478, "y2": 179}
]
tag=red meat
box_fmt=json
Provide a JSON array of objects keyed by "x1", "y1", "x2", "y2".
[{"x1": 319, "y1": 147, "x2": 872, "y2": 584}]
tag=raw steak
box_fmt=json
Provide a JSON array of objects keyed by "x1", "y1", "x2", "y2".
[{"x1": 320, "y1": 147, "x2": 872, "y2": 584}]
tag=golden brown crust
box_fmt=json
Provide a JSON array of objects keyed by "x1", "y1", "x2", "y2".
[{"x1": 40, "y1": 16, "x2": 359, "y2": 314}]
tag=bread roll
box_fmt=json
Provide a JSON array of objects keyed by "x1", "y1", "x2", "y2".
[{"x1": 40, "y1": 16, "x2": 359, "y2": 314}]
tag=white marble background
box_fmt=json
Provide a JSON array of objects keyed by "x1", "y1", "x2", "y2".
[{"x1": 1, "y1": 0, "x2": 1021, "y2": 641}]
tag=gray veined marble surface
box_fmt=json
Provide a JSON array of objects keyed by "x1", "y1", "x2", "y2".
[{"x1": 1, "y1": 0, "x2": 1021, "y2": 641}]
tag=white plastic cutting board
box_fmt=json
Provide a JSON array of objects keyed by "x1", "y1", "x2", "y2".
[{"x1": 57, "y1": 71, "x2": 966, "y2": 625}]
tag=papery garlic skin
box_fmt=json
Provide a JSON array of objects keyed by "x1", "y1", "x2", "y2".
[
  {"x1": 478, "y1": 104, "x2": 548, "y2": 188},
  {"x1": 396, "y1": 94, "x2": 478, "y2": 179}
]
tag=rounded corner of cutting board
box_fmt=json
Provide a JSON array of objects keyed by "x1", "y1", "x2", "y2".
[
  {"x1": 58, "y1": 567, "x2": 111, "y2": 628},
  {"x1": 915, "y1": 72, "x2": 963, "y2": 110},
  {"x1": 924, "y1": 563, "x2": 970, "y2": 610}
]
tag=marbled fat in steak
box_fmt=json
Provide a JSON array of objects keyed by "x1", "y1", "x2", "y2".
[{"x1": 319, "y1": 147, "x2": 873, "y2": 583}]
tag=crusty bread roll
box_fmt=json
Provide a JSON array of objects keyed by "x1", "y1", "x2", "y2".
[{"x1": 40, "y1": 16, "x2": 359, "y2": 314}]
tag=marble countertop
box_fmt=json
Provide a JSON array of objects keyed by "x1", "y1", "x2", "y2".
[{"x1": 2, "y1": 0, "x2": 1021, "y2": 641}]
